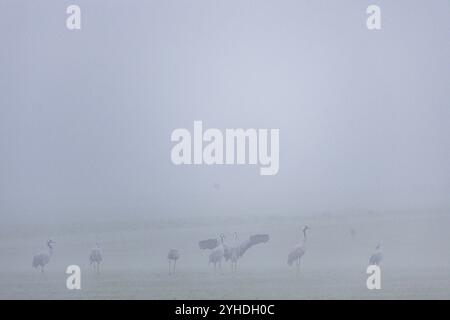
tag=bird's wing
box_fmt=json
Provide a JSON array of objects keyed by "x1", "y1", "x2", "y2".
[
  {"x1": 223, "y1": 245, "x2": 231, "y2": 261},
  {"x1": 32, "y1": 255, "x2": 40, "y2": 267},
  {"x1": 199, "y1": 238, "x2": 219, "y2": 249},
  {"x1": 209, "y1": 247, "x2": 224, "y2": 262},
  {"x1": 32, "y1": 253, "x2": 48, "y2": 266},
  {"x1": 287, "y1": 246, "x2": 306, "y2": 266},
  {"x1": 287, "y1": 251, "x2": 297, "y2": 266},
  {"x1": 250, "y1": 234, "x2": 270, "y2": 244},
  {"x1": 168, "y1": 249, "x2": 179, "y2": 260},
  {"x1": 238, "y1": 234, "x2": 270, "y2": 258},
  {"x1": 369, "y1": 252, "x2": 383, "y2": 265},
  {"x1": 90, "y1": 248, "x2": 102, "y2": 262}
]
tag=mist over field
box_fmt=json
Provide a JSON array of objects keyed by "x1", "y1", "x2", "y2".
[
  {"x1": 1, "y1": 1, "x2": 449, "y2": 299},
  {"x1": 1, "y1": 212, "x2": 450, "y2": 299}
]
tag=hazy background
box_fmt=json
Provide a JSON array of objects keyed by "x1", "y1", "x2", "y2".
[{"x1": 0, "y1": 0, "x2": 449, "y2": 299}]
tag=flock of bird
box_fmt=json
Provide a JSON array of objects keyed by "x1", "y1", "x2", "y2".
[
  {"x1": 32, "y1": 241, "x2": 104, "y2": 274},
  {"x1": 32, "y1": 226, "x2": 383, "y2": 275}
]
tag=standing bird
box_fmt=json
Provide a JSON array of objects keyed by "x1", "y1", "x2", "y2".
[
  {"x1": 224, "y1": 233, "x2": 270, "y2": 272},
  {"x1": 89, "y1": 243, "x2": 103, "y2": 274},
  {"x1": 226, "y1": 232, "x2": 240, "y2": 272},
  {"x1": 369, "y1": 244, "x2": 383, "y2": 266},
  {"x1": 208, "y1": 234, "x2": 226, "y2": 273},
  {"x1": 32, "y1": 240, "x2": 55, "y2": 273},
  {"x1": 167, "y1": 249, "x2": 180, "y2": 275},
  {"x1": 287, "y1": 226, "x2": 310, "y2": 272}
]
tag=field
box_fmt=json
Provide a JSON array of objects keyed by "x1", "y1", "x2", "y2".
[{"x1": 1, "y1": 212, "x2": 449, "y2": 299}]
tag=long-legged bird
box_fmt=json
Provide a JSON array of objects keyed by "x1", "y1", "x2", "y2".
[
  {"x1": 32, "y1": 240, "x2": 55, "y2": 273},
  {"x1": 224, "y1": 232, "x2": 270, "y2": 272},
  {"x1": 89, "y1": 243, "x2": 103, "y2": 274},
  {"x1": 167, "y1": 249, "x2": 180, "y2": 275},
  {"x1": 287, "y1": 226, "x2": 310, "y2": 272},
  {"x1": 369, "y1": 244, "x2": 383, "y2": 266},
  {"x1": 202, "y1": 234, "x2": 226, "y2": 273}
]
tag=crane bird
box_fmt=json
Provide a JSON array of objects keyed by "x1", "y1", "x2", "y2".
[
  {"x1": 167, "y1": 249, "x2": 180, "y2": 275},
  {"x1": 89, "y1": 243, "x2": 103, "y2": 274},
  {"x1": 369, "y1": 244, "x2": 383, "y2": 266},
  {"x1": 32, "y1": 240, "x2": 55, "y2": 273},
  {"x1": 224, "y1": 232, "x2": 270, "y2": 272},
  {"x1": 199, "y1": 234, "x2": 226, "y2": 272},
  {"x1": 226, "y1": 232, "x2": 240, "y2": 272},
  {"x1": 287, "y1": 226, "x2": 310, "y2": 272}
]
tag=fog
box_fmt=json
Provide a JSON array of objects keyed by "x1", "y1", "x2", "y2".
[{"x1": 0, "y1": 1, "x2": 449, "y2": 299}]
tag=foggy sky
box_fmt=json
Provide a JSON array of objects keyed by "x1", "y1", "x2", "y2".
[{"x1": 1, "y1": 0, "x2": 449, "y2": 224}]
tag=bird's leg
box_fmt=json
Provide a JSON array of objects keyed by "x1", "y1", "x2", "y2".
[
  {"x1": 174, "y1": 260, "x2": 177, "y2": 275},
  {"x1": 168, "y1": 260, "x2": 171, "y2": 275},
  {"x1": 40, "y1": 267, "x2": 47, "y2": 280}
]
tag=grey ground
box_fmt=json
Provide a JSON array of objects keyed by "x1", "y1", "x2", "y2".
[{"x1": 1, "y1": 211, "x2": 449, "y2": 299}]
